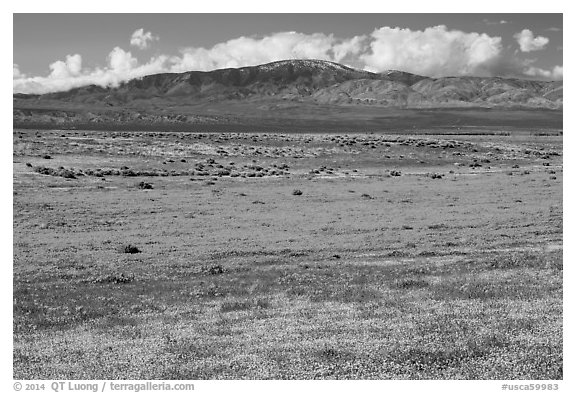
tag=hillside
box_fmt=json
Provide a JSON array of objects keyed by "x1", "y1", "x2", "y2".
[{"x1": 13, "y1": 59, "x2": 563, "y2": 129}]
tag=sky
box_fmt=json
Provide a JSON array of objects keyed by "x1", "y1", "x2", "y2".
[{"x1": 13, "y1": 13, "x2": 563, "y2": 94}]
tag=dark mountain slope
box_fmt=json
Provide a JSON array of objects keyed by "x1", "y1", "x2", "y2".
[
  {"x1": 13, "y1": 59, "x2": 562, "y2": 129},
  {"x1": 18, "y1": 59, "x2": 562, "y2": 109}
]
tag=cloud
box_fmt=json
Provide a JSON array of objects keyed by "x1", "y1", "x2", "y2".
[
  {"x1": 130, "y1": 28, "x2": 159, "y2": 50},
  {"x1": 48, "y1": 54, "x2": 82, "y2": 78},
  {"x1": 514, "y1": 29, "x2": 549, "y2": 52},
  {"x1": 13, "y1": 64, "x2": 24, "y2": 79},
  {"x1": 482, "y1": 19, "x2": 508, "y2": 25},
  {"x1": 13, "y1": 27, "x2": 563, "y2": 94},
  {"x1": 170, "y1": 26, "x2": 505, "y2": 78},
  {"x1": 553, "y1": 66, "x2": 563, "y2": 79},
  {"x1": 108, "y1": 47, "x2": 138, "y2": 73},
  {"x1": 169, "y1": 32, "x2": 347, "y2": 72},
  {"x1": 333, "y1": 35, "x2": 369, "y2": 63},
  {"x1": 546, "y1": 27, "x2": 562, "y2": 32},
  {"x1": 13, "y1": 47, "x2": 168, "y2": 94},
  {"x1": 359, "y1": 25, "x2": 503, "y2": 77},
  {"x1": 524, "y1": 65, "x2": 563, "y2": 80}
]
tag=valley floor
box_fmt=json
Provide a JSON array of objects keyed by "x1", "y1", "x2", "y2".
[{"x1": 13, "y1": 129, "x2": 562, "y2": 379}]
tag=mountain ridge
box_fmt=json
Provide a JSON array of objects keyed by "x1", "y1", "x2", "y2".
[
  {"x1": 15, "y1": 59, "x2": 561, "y2": 108},
  {"x1": 13, "y1": 59, "x2": 562, "y2": 129}
]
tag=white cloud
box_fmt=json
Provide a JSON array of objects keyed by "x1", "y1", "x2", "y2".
[
  {"x1": 13, "y1": 27, "x2": 563, "y2": 94},
  {"x1": 48, "y1": 54, "x2": 82, "y2": 78},
  {"x1": 524, "y1": 65, "x2": 562, "y2": 80},
  {"x1": 13, "y1": 64, "x2": 24, "y2": 79},
  {"x1": 108, "y1": 47, "x2": 138, "y2": 73},
  {"x1": 332, "y1": 35, "x2": 368, "y2": 63},
  {"x1": 482, "y1": 19, "x2": 508, "y2": 25},
  {"x1": 169, "y1": 27, "x2": 505, "y2": 78},
  {"x1": 360, "y1": 25, "x2": 503, "y2": 77},
  {"x1": 553, "y1": 66, "x2": 563, "y2": 79},
  {"x1": 130, "y1": 28, "x2": 159, "y2": 50},
  {"x1": 514, "y1": 29, "x2": 549, "y2": 52},
  {"x1": 169, "y1": 32, "x2": 341, "y2": 72},
  {"x1": 13, "y1": 47, "x2": 168, "y2": 94}
]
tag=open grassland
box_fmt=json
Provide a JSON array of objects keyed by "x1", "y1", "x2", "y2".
[{"x1": 13, "y1": 129, "x2": 562, "y2": 379}]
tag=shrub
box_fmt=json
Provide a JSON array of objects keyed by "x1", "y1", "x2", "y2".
[
  {"x1": 118, "y1": 244, "x2": 141, "y2": 254},
  {"x1": 428, "y1": 223, "x2": 448, "y2": 230},
  {"x1": 33, "y1": 166, "x2": 76, "y2": 179},
  {"x1": 56, "y1": 169, "x2": 76, "y2": 179},
  {"x1": 207, "y1": 265, "x2": 224, "y2": 275},
  {"x1": 137, "y1": 182, "x2": 153, "y2": 190},
  {"x1": 393, "y1": 278, "x2": 429, "y2": 289}
]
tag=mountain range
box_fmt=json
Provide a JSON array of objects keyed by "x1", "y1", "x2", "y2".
[{"x1": 13, "y1": 59, "x2": 563, "y2": 129}]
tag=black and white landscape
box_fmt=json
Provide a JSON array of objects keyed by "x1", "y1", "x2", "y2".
[{"x1": 13, "y1": 13, "x2": 563, "y2": 380}]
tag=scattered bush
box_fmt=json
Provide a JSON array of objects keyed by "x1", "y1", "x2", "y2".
[
  {"x1": 207, "y1": 265, "x2": 224, "y2": 275},
  {"x1": 33, "y1": 166, "x2": 76, "y2": 179},
  {"x1": 428, "y1": 223, "x2": 448, "y2": 230},
  {"x1": 393, "y1": 278, "x2": 429, "y2": 289},
  {"x1": 118, "y1": 244, "x2": 141, "y2": 254},
  {"x1": 137, "y1": 182, "x2": 153, "y2": 190}
]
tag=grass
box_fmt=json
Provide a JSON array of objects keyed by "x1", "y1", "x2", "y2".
[
  {"x1": 13, "y1": 247, "x2": 562, "y2": 379},
  {"x1": 13, "y1": 129, "x2": 563, "y2": 380}
]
